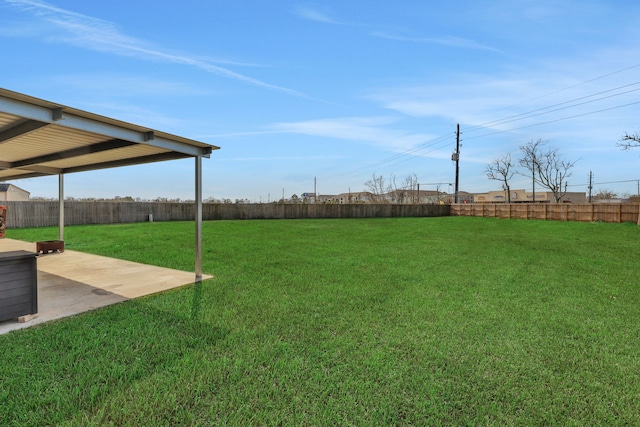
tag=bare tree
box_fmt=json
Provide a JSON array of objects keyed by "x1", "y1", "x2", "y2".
[
  {"x1": 538, "y1": 148, "x2": 577, "y2": 202},
  {"x1": 619, "y1": 132, "x2": 640, "y2": 150},
  {"x1": 519, "y1": 139, "x2": 577, "y2": 202},
  {"x1": 364, "y1": 173, "x2": 420, "y2": 204},
  {"x1": 519, "y1": 139, "x2": 545, "y2": 202},
  {"x1": 387, "y1": 173, "x2": 420, "y2": 204},
  {"x1": 364, "y1": 173, "x2": 388, "y2": 203},
  {"x1": 593, "y1": 189, "x2": 618, "y2": 200},
  {"x1": 402, "y1": 173, "x2": 419, "y2": 204},
  {"x1": 485, "y1": 154, "x2": 515, "y2": 203},
  {"x1": 627, "y1": 194, "x2": 640, "y2": 203},
  {"x1": 388, "y1": 174, "x2": 402, "y2": 203}
]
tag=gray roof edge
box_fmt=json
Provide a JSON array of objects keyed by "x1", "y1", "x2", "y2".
[{"x1": 0, "y1": 87, "x2": 220, "y2": 152}]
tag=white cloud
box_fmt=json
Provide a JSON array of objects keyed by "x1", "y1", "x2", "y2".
[
  {"x1": 372, "y1": 32, "x2": 501, "y2": 52},
  {"x1": 268, "y1": 116, "x2": 435, "y2": 152},
  {"x1": 51, "y1": 74, "x2": 208, "y2": 97},
  {"x1": 4, "y1": 0, "x2": 307, "y2": 96},
  {"x1": 292, "y1": 6, "x2": 346, "y2": 25},
  {"x1": 369, "y1": 78, "x2": 538, "y2": 131},
  {"x1": 229, "y1": 155, "x2": 344, "y2": 162},
  {"x1": 369, "y1": 58, "x2": 640, "y2": 140}
]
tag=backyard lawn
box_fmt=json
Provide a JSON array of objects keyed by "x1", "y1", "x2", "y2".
[{"x1": 1, "y1": 217, "x2": 639, "y2": 425}]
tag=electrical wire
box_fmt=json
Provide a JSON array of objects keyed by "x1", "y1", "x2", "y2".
[
  {"x1": 337, "y1": 62, "x2": 640, "y2": 185},
  {"x1": 337, "y1": 131, "x2": 454, "y2": 178},
  {"x1": 360, "y1": 64, "x2": 640, "y2": 171},
  {"x1": 567, "y1": 178, "x2": 640, "y2": 188},
  {"x1": 464, "y1": 101, "x2": 640, "y2": 141},
  {"x1": 464, "y1": 81, "x2": 640, "y2": 133},
  {"x1": 504, "y1": 62, "x2": 640, "y2": 108}
]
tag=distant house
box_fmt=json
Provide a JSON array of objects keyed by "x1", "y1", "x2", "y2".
[
  {"x1": 0, "y1": 183, "x2": 30, "y2": 201},
  {"x1": 316, "y1": 194, "x2": 340, "y2": 204},
  {"x1": 474, "y1": 189, "x2": 586, "y2": 204},
  {"x1": 438, "y1": 191, "x2": 473, "y2": 204},
  {"x1": 309, "y1": 189, "x2": 476, "y2": 204},
  {"x1": 335, "y1": 191, "x2": 373, "y2": 204}
]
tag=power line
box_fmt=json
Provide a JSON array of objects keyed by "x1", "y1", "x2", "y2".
[
  {"x1": 369, "y1": 133, "x2": 452, "y2": 167},
  {"x1": 567, "y1": 178, "x2": 640, "y2": 187},
  {"x1": 464, "y1": 81, "x2": 640, "y2": 133},
  {"x1": 336, "y1": 131, "x2": 454, "y2": 178},
  {"x1": 481, "y1": 62, "x2": 640, "y2": 113},
  {"x1": 337, "y1": 63, "x2": 640, "y2": 184},
  {"x1": 464, "y1": 101, "x2": 640, "y2": 141},
  {"x1": 364, "y1": 64, "x2": 640, "y2": 172}
]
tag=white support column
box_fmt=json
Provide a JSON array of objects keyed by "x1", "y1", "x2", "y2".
[
  {"x1": 195, "y1": 156, "x2": 203, "y2": 282},
  {"x1": 58, "y1": 173, "x2": 64, "y2": 241}
]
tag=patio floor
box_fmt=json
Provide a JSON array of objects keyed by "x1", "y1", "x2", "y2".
[{"x1": 0, "y1": 238, "x2": 212, "y2": 335}]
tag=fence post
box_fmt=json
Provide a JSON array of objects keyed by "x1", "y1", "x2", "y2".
[{"x1": 618, "y1": 203, "x2": 622, "y2": 223}]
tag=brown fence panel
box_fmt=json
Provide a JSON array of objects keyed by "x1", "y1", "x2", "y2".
[
  {"x1": 2, "y1": 201, "x2": 451, "y2": 228},
  {"x1": 6, "y1": 201, "x2": 637, "y2": 228},
  {"x1": 450, "y1": 203, "x2": 639, "y2": 223},
  {"x1": 495, "y1": 204, "x2": 510, "y2": 219},
  {"x1": 621, "y1": 204, "x2": 639, "y2": 223},
  {"x1": 568, "y1": 204, "x2": 597, "y2": 222},
  {"x1": 509, "y1": 204, "x2": 526, "y2": 220},
  {"x1": 593, "y1": 204, "x2": 618, "y2": 223},
  {"x1": 544, "y1": 204, "x2": 564, "y2": 221}
]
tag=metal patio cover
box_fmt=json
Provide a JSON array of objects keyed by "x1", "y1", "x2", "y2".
[
  {"x1": 0, "y1": 87, "x2": 220, "y2": 281},
  {"x1": 0, "y1": 88, "x2": 218, "y2": 180}
]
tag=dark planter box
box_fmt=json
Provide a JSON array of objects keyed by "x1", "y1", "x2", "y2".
[
  {"x1": 0, "y1": 251, "x2": 38, "y2": 322},
  {"x1": 36, "y1": 240, "x2": 64, "y2": 254}
]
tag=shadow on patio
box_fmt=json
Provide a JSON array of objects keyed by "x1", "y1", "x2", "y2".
[{"x1": 0, "y1": 238, "x2": 212, "y2": 335}]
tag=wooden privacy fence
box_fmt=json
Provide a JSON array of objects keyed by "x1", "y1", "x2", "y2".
[
  {"x1": 3, "y1": 201, "x2": 450, "y2": 228},
  {"x1": 451, "y1": 203, "x2": 640, "y2": 223},
  {"x1": 5, "y1": 201, "x2": 639, "y2": 228}
]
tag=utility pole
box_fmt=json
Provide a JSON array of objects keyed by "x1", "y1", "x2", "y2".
[
  {"x1": 532, "y1": 170, "x2": 536, "y2": 203},
  {"x1": 314, "y1": 176, "x2": 317, "y2": 204},
  {"x1": 588, "y1": 171, "x2": 593, "y2": 203},
  {"x1": 452, "y1": 123, "x2": 460, "y2": 203}
]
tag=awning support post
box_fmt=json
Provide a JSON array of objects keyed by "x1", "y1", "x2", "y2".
[
  {"x1": 195, "y1": 156, "x2": 203, "y2": 282},
  {"x1": 59, "y1": 173, "x2": 64, "y2": 242}
]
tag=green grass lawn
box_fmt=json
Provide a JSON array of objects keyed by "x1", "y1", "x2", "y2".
[{"x1": 2, "y1": 217, "x2": 640, "y2": 425}]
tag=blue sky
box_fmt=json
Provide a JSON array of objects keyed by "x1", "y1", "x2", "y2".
[{"x1": 2, "y1": 0, "x2": 640, "y2": 201}]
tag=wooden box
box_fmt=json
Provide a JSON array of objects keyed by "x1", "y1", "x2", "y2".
[
  {"x1": 0, "y1": 251, "x2": 38, "y2": 322},
  {"x1": 36, "y1": 240, "x2": 64, "y2": 254}
]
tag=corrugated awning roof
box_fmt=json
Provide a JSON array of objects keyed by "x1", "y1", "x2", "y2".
[{"x1": 0, "y1": 88, "x2": 219, "y2": 181}]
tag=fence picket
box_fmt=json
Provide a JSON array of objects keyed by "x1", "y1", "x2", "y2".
[
  {"x1": 2, "y1": 201, "x2": 450, "y2": 229},
  {"x1": 451, "y1": 203, "x2": 639, "y2": 223}
]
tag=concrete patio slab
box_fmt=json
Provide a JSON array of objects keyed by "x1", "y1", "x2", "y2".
[{"x1": 0, "y1": 238, "x2": 213, "y2": 335}]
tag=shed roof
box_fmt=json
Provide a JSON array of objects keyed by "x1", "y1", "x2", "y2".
[{"x1": 0, "y1": 88, "x2": 219, "y2": 181}]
